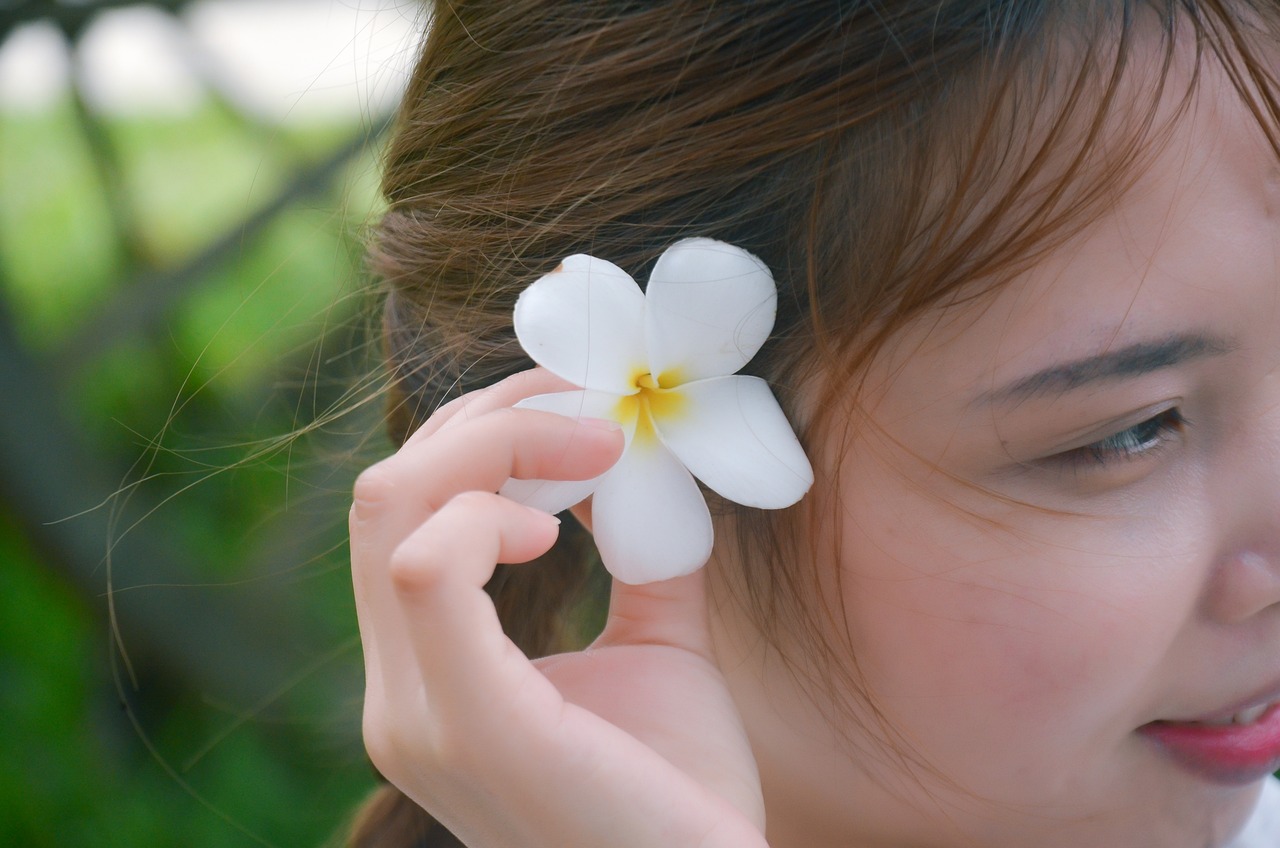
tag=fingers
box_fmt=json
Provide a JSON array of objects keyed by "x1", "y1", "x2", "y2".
[
  {"x1": 386, "y1": 491, "x2": 563, "y2": 718},
  {"x1": 356, "y1": 410, "x2": 621, "y2": 562},
  {"x1": 352, "y1": 490, "x2": 562, "y2": 710},
  {"x1": 351, "y1": 379, "x2": 622, "y2": 702},
  {"x1": 350, "y1": 371, "x2": 769, "y2": 848},
  {"x1": 404, "y1": 368, "x2": 576, "y2": 446},
  {"x1": 358, "y1": 492, "x2": 566, "y2": 826}
]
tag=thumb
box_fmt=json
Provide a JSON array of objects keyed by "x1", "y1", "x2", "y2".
[{"x1": 595, "y1": 569, "x2": 715, "y2": 659}]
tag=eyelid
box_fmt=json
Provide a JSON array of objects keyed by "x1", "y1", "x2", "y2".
[
  {"x1": 1027, "y1": 401, "x2": 1185, "y2": 457},
  {"x1": 1044, "y1": 406, "x2": 1186, "y2": 471}
]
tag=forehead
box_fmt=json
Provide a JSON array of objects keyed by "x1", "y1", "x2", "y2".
[{"x1": 861, "y1": 53, "x2": 1280, "y2": 414}]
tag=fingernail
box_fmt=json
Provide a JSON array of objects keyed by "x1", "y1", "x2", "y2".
[
  {"x1": 523, "y1": 506, "x2": 561, "y2": 525},
  {"x1": 578, "y1": 417, "x2": 622, "y2": 431}
]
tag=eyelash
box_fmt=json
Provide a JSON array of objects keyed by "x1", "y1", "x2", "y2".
[{"x1": 1052, "y1": 407, "x2": 1187, "y2": 470}]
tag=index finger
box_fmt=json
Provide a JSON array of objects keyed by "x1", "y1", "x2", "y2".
[
  {"x1": 405, "y1": 368, "x2": 577, "y2": 446},
  {"x1": 355, "y1": 408, "x2": 622, "y2": 557}
]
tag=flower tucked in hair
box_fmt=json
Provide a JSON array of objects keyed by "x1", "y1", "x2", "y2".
[{"x1": 500, "y1": 238, "x2": 813, "y2": 584}]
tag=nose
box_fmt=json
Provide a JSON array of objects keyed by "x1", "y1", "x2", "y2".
[
  {"x1": 1202, "y1": 394, "x2": 1280, "y2": 624},
  {"x1": 1205, "y1": 548, "x2": 1280, "y2": 624}
]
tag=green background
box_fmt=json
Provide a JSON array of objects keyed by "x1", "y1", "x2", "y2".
[
  {"x1": 1, "y1": 96, "x2": 384, "y2": 846},
  {"x1": 5, "y1": 9, "x2": 1276, "y2": 848}
]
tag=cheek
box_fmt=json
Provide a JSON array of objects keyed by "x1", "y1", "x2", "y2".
[
  {"x1": 832, "y1": 468, "x2": 1204, "y2": 789},
  {"x1": 842, "y1": 545, "x2": 1125, "y2": 725}
]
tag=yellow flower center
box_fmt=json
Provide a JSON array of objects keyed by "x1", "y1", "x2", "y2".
[{"x1": 616, "y1": 369, "x2": 686, "y2": 443}]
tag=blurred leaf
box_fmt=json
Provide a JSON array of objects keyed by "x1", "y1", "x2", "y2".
[
  {"x1": 0, "y1": 92, "x2": 383, "y2": 846},
  {"x1": 0, "y1": 101, "x2": 124, "y2": 346}
]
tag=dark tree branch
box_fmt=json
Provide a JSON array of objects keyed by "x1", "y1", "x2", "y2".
[
  {"x1": 0, "y1": 234, "x2": 350, "y2": 722},
  {"x1": 0, "y1": 0, "x2": 384, "y2": 754},
  {"x1": 3, "y1": 0, "x2": 195, "y2": 41},
  {"x1": 68, "y1": 48, "x2": 153, "y2": 268},
  {"x1": 54, "y1": 121, "x2": 389, "y2": 376}
]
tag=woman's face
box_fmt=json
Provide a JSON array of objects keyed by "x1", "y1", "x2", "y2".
[{"x1": 713, "y1": 59, "x2": 1280, "y2": 848}]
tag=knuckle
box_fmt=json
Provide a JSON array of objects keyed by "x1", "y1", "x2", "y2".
[
  {"x1": 387, "y1": 537, "x2": 445, "y2": 594},
  {"x1": 385, "y1": 492, "x2": 491, "y2": 590},
  {"x1": 361, "y1": 704, "x2": 395, "y2": 770},
  {"x1": 363, "y1": 723, "x2": 423, "y2": 785},
  {"x1": 363, "y1": 702, "x2": 467, "y2": 782},
  {"x1": 352, "y1": 464, "x2": 397, "y2": 518}
]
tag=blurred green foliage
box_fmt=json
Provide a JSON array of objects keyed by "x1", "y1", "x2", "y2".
[{"x1": 0, "y1": 97, "x2": 387, "y2": 846}]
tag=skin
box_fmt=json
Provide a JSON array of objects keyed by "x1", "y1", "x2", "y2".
[
  {"x1": 714, "y1": 54, "x2": 1280, "y2": 848},
  {"x1": 352, "y1": 371, "x2": 767, "y2": 848},
  {"x1": 350, "y1": 43, "x2": 1279, "y2": 848}
]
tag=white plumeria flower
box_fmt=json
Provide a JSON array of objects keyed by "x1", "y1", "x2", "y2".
[{"x1": 499, "y1": 237, "x2": 813, "y2": 585}]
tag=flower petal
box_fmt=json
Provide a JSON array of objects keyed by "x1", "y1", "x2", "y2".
[
  {"x1": 644, "y1": 238, "x2": 776, "y2": 383},
  {"x1": 514, "y1": 254, "x2": 646, "y2": 395},
  {"x1": 591, "y1": 436, "x2": 713, "y2": 585},
  {"x1": 497, "y1": 389, "x2": 637, "y2": 514},
  {"x1": 654, "y1": 375, "x2": 812, "y2": 509}
]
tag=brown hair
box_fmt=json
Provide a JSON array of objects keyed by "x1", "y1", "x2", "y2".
[{"x1": 350, "y1": 1, "x2": 1280, "y2": 843}]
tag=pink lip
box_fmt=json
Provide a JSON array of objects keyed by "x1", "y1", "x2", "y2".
[{"x1": 1138, "y1": 701, "x2": 1280, "y2": 785}]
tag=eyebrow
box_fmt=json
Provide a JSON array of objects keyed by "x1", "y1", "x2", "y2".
[{"x1": 979, "y1": 332, "x2": 1235, "y2": 406}]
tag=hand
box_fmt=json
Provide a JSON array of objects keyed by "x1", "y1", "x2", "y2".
[{"x1": 350, "y1": 369, "x2": 768, "y2": 848}]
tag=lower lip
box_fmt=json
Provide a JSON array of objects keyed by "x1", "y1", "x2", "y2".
[{"x1": 1138, "y1": 702, "x2": 1280, "y2": 785}]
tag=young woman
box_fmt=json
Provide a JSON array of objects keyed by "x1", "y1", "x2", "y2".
[{"x1": 348, "y1": 2, "x2": 1280, "y2": 845}]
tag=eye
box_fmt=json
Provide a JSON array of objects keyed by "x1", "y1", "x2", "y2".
[{"x1": 1051, "y1": 407, "x2": 1187, "y2": 470}]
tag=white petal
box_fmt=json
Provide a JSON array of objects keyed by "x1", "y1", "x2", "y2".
[
  {"x1": 497, "y1": 389, "x2": 637, "y2": 514},
  {"x1": 498, "y1": 476, "x2": 599, "y2": 516},
  {"x1": 514, "y1": 254, "x2": 646, "y2": 395},
  {"x1": 654, "y1": 376, "x2": 812, "y2": 509},
  {"x1": 644, "y1": 238, "x2": 776, "y2": 383},
  {"x1": 591, "y1": 436, "x2": 713, "y2": 585}
]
